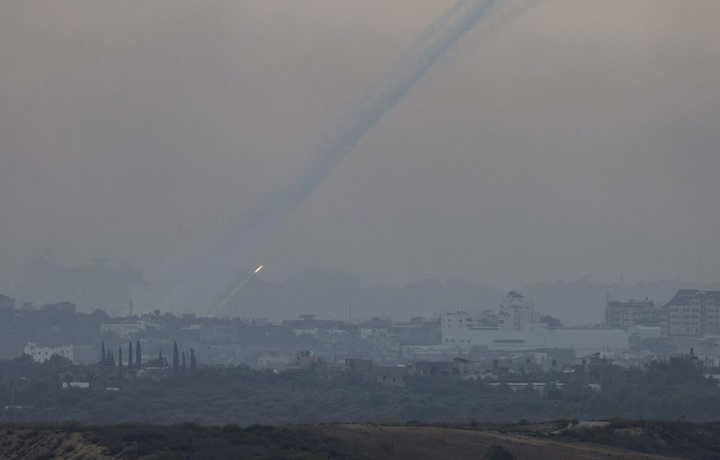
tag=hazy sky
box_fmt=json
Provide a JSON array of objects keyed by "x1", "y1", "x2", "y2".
[{"x1": 1, "y1": 0, "x2": 719, "y2": 293}]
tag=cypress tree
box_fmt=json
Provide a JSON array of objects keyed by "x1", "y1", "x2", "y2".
[
  {"x1": 173, "y1": 342, "x2": 179, "y2": 370},
  {"x1": 190, "y1": 348, "x2": 197, "y2": 370},
  {"x1": 118, "y1": 347, "x2": 123, "y2": 367},
  {"x1": 182, "y1": 351, "x2": 186, "y2": 370},
  {"x1": 128, "y1": 341, "x2": 133, "y2": 367},
  {"x1": 101, "y1": 341, "x2": 106, "y2": 364},
  {"x1": 135, "y1": 340, "x2": 142, "y2": 368}
]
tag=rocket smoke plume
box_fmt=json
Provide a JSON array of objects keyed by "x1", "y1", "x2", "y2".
[{"x1": 149, "y1": 0, "x2": 510, "y2": 314}]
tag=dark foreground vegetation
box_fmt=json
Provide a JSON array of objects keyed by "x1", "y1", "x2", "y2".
[
  {"x1": 3, "y1": 419, "x2": 720, "y2": 459},
  {"x1": 3, "y1": 354, "x2": 720, "y2": 425}
]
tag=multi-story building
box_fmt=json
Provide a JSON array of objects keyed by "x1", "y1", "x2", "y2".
[
  {"x1": 665, "y1": 289, "x2": 720, "y2": 336},
  {"x1": 605, "y1": 299, "x2": 656, "y2": 329},
  {"x1": 441, "y1": 309, "x2": 499, "y2": 337},
  {"x1": 441, "y1": 308, "x2": 627, "y2": 356},
  {"x1": 499, "y1": 291, "x2": 535, "y2": 330}
]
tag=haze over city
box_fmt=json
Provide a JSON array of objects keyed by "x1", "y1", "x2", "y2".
[
  {"x1": 2, "y1": 0, "x2": 720, "y2": 315},
  {"x1": 6, "y1": 5, "x2": 720, "y2": 456}
]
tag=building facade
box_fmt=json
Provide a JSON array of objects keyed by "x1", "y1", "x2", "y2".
[
  {"x1": 499, "y1": 291, "x2": 535, "y2": 330},
  {"x1": 666, "y1": 290, "x2": 720, "y2": 336},
  {"x1": 24, "y1": 342, "x2": 74, "y2": 363},
  {"x1": 605, "y1": 299, "x2": 656, "y2": 329}
]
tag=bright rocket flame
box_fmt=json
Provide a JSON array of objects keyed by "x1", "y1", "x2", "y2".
[{"x1": 208, "y1": 264, "x2": 264, "y2": 317}]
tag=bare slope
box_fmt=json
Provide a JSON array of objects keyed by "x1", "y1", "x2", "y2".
[{"x1": 1, "y1": 420, "x2": 716, "y2": 459}]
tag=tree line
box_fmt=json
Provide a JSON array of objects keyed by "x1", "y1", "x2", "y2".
[{"x1": 98, "y1": 340, "x2": 196, "y2": 371}]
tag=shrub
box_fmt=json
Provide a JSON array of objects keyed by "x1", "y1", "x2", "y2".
[{"x1": 485, "y1": 444, "x2": 516, "y2": 460}]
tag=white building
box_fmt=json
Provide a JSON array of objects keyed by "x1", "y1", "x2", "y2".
[
  {"x1": 24, "y1": 342, "x2": 74, "y2": 363},
  {"x1": 101, "y1": 319, "x2": 161, "y2": 339},
  {"x1": 441, "y1": 313, "x2": 628, "y2": 356}
]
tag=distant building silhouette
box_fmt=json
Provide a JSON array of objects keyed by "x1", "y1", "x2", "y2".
[
  {"x1": 43, "y1": 301, "x2": 76, "y2": 314},
  {"x1": 0, "y1": 294, "x2": 15, "y2": 312},
  {"x1": 14, "y1": 257, "x2": 144, "y2": 315},
  {"x1": 605, "y1": 298, "x2": 656, "y2": 330}
]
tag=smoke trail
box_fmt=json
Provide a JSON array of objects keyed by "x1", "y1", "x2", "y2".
[
  {"x1": 150, "y1": 0, "x2": 508, "y2": 313},
  {"x1": 221, "y1": 0, "x2": 499, "y2": 251}
]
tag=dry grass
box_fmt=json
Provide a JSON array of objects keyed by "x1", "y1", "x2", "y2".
[
  {"x1": 0, "y1": 420, "x2": 709, "y2": 459},
  {"x1": 293, "y1": 423, "x2": 683, "y2": 460}
]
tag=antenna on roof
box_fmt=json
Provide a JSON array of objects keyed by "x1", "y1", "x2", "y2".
[{"x1": 698, "y1": 249, "x2": 702, "y2": 285}]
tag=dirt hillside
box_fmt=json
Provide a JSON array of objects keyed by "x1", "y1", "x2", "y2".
[{"x1": 1, "y1": 420, "x2": 715, "y2": 459}]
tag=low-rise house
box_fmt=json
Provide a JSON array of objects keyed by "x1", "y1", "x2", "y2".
[
  {"x1": 295, "y1": 350, "x2": 317, "y2": 367},
  {"x1": 406, "y1": 360, "x2": 455, "y2": 378},
  {"x1": 370, "y1": 365, "x2": 405, "y2": 387},
  {"x1": 258, "y1": 354, "x2": 289, "y2": 371},
  {"x1": 315, "y1": 362, "x2": 345, "y2": 381},
  {"x1": 200, "y1": 321, "x2": 238, "y2": 343},
  {"x1": 345, "y1": 358, "x2": 373, "y2": 373}
]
